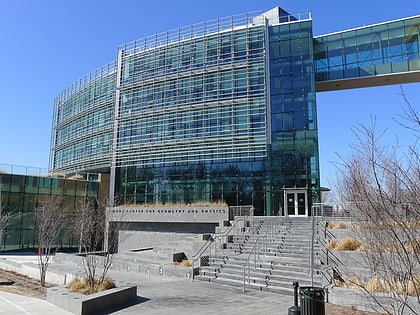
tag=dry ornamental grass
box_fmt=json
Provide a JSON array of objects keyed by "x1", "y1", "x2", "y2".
[
  {"x1": 171, "y1": 259, "x2": 192, "y2": 267},
  {"x1": 67, "y1": 277, "x2": 116, "y2": 295},
  {"x1": 336, "y1": 275, "x2": 420, "y2": 297},
  {"x1": 326, "y1": 237, "x2": 362, "y2": 251},
  {"x1": 327, "y1": 222, "x2": 348, "y2": 229}
]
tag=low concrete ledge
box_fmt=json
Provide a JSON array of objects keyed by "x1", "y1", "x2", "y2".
[
  {"x1": 54, "y1": 252, "x2": 194, "y2": 279},
  {"x1": 328, "y1": 286, "x2": 420, "y2": 314},
  {"x1": 47, "y1": 284, "x2": 137, "y2": 315},
  {"x1": 0, "y1": 258, "x2": 22, "y2": 273}
]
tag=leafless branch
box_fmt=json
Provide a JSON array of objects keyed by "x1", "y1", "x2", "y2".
[
  {"x1": 35, "y1": 195, "x2": 68, "y2": 286},
  {"x1": 334, "y1": 99, "x2": 420, "y2": 314},
  {"x1": 72, "y1": 196, "x2": 124, "y2": 292}
]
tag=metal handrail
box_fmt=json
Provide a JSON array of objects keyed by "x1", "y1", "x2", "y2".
[
  {"x1": 324, "y1": 226, "x2": 337, "y2": 240},
  {"x1": 320, "y1": 265, "x2": 336, "y2": 287},
  {"x1": 242, "y1": 223, "x2": 271, "y2": 292},
  {"x1": 317, "y1": 238, "x2": 345, "y2": 267},
  {"x1": 319, "y1": 222, "x2": 344, "y2": 267},
  {"x1": 317, "y1": 232, "x2": 346, "y2": 289},
  {"x1": 192, "y1": 215, "x2": 248, "y2": 281}
]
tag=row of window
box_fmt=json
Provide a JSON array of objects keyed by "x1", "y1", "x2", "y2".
[
  {"x1": 120, "y1": 66, "x2": 265, "y2": 116},
  {"x1": 119, "y1": 155, "x2": 316, "y2": 183},
  {"x1": 53, "y1": 134, "x2": 112, "y2": 170},
  {"x1": 0, "y1": 177, "x2": 97, "y2": 251},
  {"x1": 268, "y1": 20, "x2": 312, "y2": 41},
  {"x1": 314, "y1": 17, "x2": 420, "y2": 80},
  {"x1": 55, "y1": 106, "x2": 113, "y2": 146},
  {"x1": 117, "y1": 141, "x2": 268, "y2": 168},
  {"x1": 121, "y1": 27, "x2": 265, "y2": 85},
  {"x1": 119, "y1": 100, "x2": 265, "y2": 143},
  {"x1": 116, "y1": 154, "x2": 316, "y2": 213},
  {"x1": 57, "y1": 74, "x2": 115, "y2": 123},
  {"x1": 268, "y1": 23, "x2": 318, "y2": 159}
]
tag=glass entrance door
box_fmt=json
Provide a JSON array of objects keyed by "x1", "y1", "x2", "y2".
[{"x1": 285, "y1": 190, "x2": 308, "y2": 216}]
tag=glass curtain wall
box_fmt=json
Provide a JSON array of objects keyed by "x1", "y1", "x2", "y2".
[
  {"x1": 0, "y1": 174, "x2": 98, "y2": 252},
  {"x1": 116, "y1": 23, "x2": 270, "y2": 215},
  {"x1": 314, "y1": 16, "x2": 420, "y2": 82},
  {"x1": 268, "y1": 19, "x2": 320, "y2": 215},
  {"x1": 115, "y1": 16, "x2": 320, "y2": 216},
  {"x1": 51, "y1": 64, "x2": 116, "y2": 173}
]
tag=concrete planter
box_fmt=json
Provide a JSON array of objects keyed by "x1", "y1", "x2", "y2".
[{"x1": 47, "y1": 283, "x2": 137, "y2": 315}]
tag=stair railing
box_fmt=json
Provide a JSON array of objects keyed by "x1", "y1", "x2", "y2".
[
  {"x1": 242, "y1": 222, "x2": 271, "y2": 292},
  {"x1": 308, "y1": 216, "x2": 325, "y2": 285},
  {"x1": 309, "y1": 215, "x2": 316, "y2": 285},
  {"x1": 191, "y1": 215, "x2": 248, "y2": 281},
  {"x1": 317, "y1": 224, "x2": 346, "y2": 288}
]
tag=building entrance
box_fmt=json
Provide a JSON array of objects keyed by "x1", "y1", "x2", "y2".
[{"x1": 284, "y1": 190, "x2": 308, "y2": 217}]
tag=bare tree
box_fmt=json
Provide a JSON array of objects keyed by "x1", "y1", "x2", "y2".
[
  {"x1": 72, "y1": 197, "x2": 121, "y2": 292},
  {"x1": 0, "y1": 207, "x2": 10, "y2": 252},
  {"x1": 0, "y1": 207, "x2": 9, "y2": 233},
  {"x1": 35, "y1": 195, "x2": 68, "y2": 286},
  {"x1": 0, "y1": 181, "x2": 7, "y2": 247},
  {"x1": 0, "y1": 180, "x2": 16, "y2": 252},
  {"x1": 335, "y1": 98, "x2": 420, "y2": 314}
]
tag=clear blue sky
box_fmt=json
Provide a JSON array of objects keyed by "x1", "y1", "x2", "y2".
[{"x1": 0, "y1": 0, "x2": 418, "y2": 187}]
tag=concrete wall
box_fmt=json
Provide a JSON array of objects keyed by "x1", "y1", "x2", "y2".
[
  {"x1": 108, "y1": 206, "x2": 229, "y2": 224},
  {"x1": 118, "y1": 230, "x2": 204, "y2": 259},
  {"x1": 328, "y1": 287, "x2": 420, "y2": 314}
]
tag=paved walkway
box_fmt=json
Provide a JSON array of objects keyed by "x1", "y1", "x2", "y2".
[
  {"x1": 0, "y1": 290, "x2": 73, "y2": 315},
  {"x1": 0, "y1": 254, "x2": 294, "y2": 315}
]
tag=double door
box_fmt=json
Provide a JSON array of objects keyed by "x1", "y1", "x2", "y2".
[{"x1": 285, "y1": 190, "x2": 308, "y2": 216}]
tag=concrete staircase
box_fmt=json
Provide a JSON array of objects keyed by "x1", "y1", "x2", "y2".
[
  {"x1": 195, "y1": 217, "x2": 323, "y2": 294},
  {"x1": 53, "y1": 233, "x2": 205, "y2": 279}
]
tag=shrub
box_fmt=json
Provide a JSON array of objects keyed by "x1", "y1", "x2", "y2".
[
  {"x1": 179, "y1": 259, "x2": 192, "y2": 267},
  {"x1": 67, "y1": 278, "x2": 87, "y2": 292},
  {"x1": 67, "y1": 277, "x2": 116, "y2": 295},
  {"x1": 336, "y1": 276, "x2": 364, "y2": 289},
  {"x1": 366, "y1": 276, "x2": 387, "y2": 293},
  {"x1": 326, "y1": 237, "x2": 362, "y2": 251},
  {"x1": 172, "y1": 259, "x2": 192, "y2": 267},
  {"x1": 406, "y1": 238, "x2": 420, "y2": 254},
  {"x1": 328, "y1": 222, "x2": 347, "y2": 229},
  {"x1": 325, "y1": 240, "x2": 337, "y2": 250},
  {"x1": 408, "y1": 277, "x2": 420, "y2": 297},
  {"x1": 99, "y1": 278, "x2": 116, "y2": 291},
  {"x1": 337, "y1": 276, "x2": 420, "y2": 297}
]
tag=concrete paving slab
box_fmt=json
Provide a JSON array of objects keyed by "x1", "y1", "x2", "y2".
[
  {"x1": 0, "y1": 290, "x2": 73, "y2": 315},
  {"x1": 0, "y1": 254, "x2": 295, "y2": 315},
  {"x1": 102, "y1": 270, "x2": 293, "y2": 315}
]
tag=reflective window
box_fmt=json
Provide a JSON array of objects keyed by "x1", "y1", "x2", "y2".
[
  {"x1": 0, "y1": 174, "x2": 98, "y2": 252},
  {"x1": 315, "y1": 16, "x2": 420, "y2": 81}
]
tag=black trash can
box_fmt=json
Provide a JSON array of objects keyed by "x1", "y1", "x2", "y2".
[{"x1": 299, "y1": 287, "x2": 325, "y2": 315}]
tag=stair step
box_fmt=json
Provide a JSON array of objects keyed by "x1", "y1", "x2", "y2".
[{"x1": 194, "y1": 217, "x2": 327, "y2": 293}]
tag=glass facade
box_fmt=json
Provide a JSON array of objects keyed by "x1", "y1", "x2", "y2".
[
  {"x1": 50, "y1": 8, "x2": 420, "y2": 217},
  {"x1": 109, "y1": 10, "x2": 318, "y2": 216},
  {"x1": 116, "y1": 18, "x2": 271, "y2": 214},
  {"x1": 268, "y1": 20, "x2": 319, "y2": 214},
  {"x1": 0, "y1": 170, "x2": 99, "y2": 252},
  {"x1": 314, "y1": 16, "x2": 420, "y2": 82},
  {"x1": 117, "y1": 26, "x2": 267, "y2": 166},
  {"x1": 51, "y1": 63, "x2": 116, "y2": 172}
]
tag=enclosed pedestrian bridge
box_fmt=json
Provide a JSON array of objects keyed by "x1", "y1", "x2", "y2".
[{"x1": 314, "y1": 15, "x2": 420, "y2": 91}]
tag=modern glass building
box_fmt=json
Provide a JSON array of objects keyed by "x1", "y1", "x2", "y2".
[
  {"x1": 0, "y1": 164, "x2": 100, "y2": 251},
  {"x1": 50, "y1": 7, "x2": 420, "y2": 217}
]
